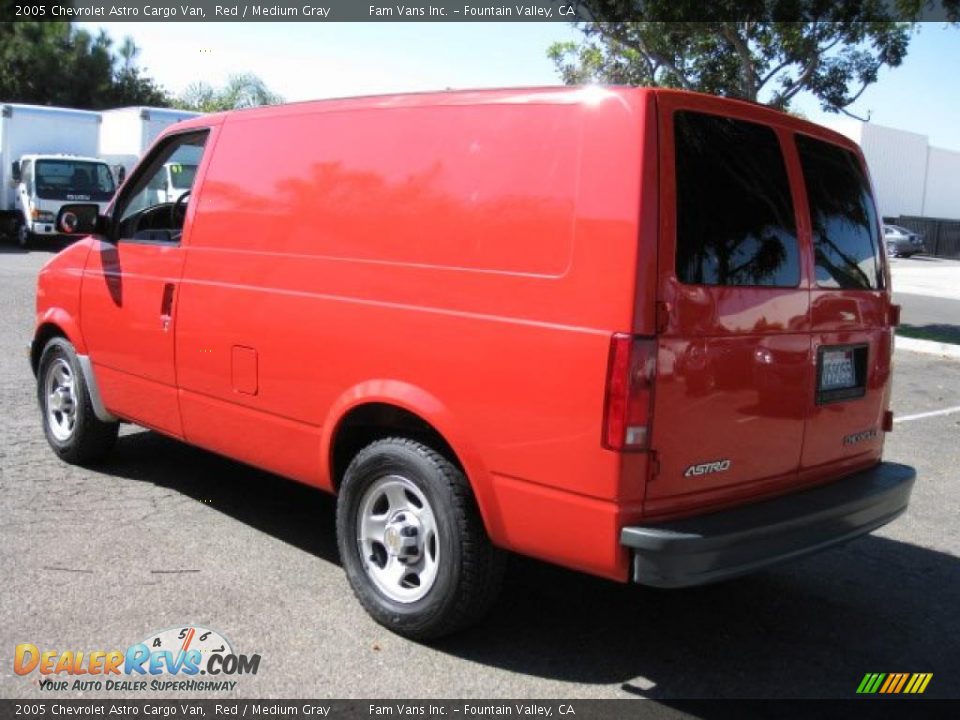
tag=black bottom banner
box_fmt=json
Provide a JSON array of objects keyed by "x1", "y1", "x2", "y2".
[{"x1": 0, "y1": 700, "x2": 956, "y2": 720}]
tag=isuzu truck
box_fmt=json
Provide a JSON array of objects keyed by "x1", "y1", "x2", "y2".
[{"x1": 1, "y1": 104, "x2": 116, "y2": 247}]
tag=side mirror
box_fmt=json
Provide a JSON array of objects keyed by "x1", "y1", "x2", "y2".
[
  {"x1": 57, "y1": 205, "x2": 110, "y2": 237},
  {"x1": 10, "y1": 161, "x2": 21, "y2": 184},
  {"x1": 115, "y1": 165, "x2": 126, "y2": 185}
]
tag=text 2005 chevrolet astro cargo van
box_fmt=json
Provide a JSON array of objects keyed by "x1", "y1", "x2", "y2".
[{"x1": 32, "y1": 87, "x2": 915, "y2": 639}]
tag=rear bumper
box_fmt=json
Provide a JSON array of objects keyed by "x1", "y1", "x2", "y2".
[{"x1": 621, "y1": 462, "x2": 915, "y2": 587}]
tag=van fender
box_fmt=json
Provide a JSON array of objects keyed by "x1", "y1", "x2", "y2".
[
  {"x1": 320, "y1": 380, "x2": 505, "y2": 542},
  {"x1": 34, "y1": 307, "x2": 87, "y2": 356},
  {"x1": 33, "y1": 309, "x2": 116, "y2": 423}
]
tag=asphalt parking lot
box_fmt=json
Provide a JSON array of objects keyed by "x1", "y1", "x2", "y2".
[{"x1": 1, "y1": 246, "x2": 958, "y2": 701}]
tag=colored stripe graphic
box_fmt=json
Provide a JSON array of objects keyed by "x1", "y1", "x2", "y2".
[
  {"x1": 857, "y1": 673, "x2": 877, "y2": 694},
  {"x1": 857, "y1": 673, "x2": 932, "y2": 694},
  {"x1": 893, "y1": 673, "x2": 909, "y2": 693},
  {"x1": 879, "y1": 674, "x2": 898, "y2": 693}
]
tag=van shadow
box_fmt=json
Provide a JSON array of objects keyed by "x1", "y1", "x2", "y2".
[
  {"x1": 448, "y1": 541, "x2": 959, "y2": 699},
  {"x1": 106, "y1": 428, "x2": 340, "y2": 560},
  {"x1": 104, "y1": 429, "x2": 959, "y2": 700}
]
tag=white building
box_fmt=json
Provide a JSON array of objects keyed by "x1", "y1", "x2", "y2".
[{"x1": 824, "y1": 119, "x2": 960, "y2": 221}]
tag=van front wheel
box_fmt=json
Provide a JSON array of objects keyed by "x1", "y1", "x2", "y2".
[
  {"x1": 37, "y1": 337, "x2": 118, "y2": 465},
  {"x1": 336, "y1": 437, "x2": 505, "y2": 640}
]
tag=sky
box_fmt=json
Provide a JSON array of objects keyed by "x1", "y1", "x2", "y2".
[{"x1": 79, "y1": 21, "x2": 960, "y2": 150}]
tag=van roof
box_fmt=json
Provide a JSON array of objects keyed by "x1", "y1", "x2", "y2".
[
  {"x1": 168, "y1": 86, "x2": 858, "y2": 153},
  {"x1": 167, "y1": 86, "x2": 642, "y2": 129}
]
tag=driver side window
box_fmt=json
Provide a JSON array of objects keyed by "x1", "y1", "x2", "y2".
[{"x1": 115, "y1": 130, "x2": 209, "y2": 243}]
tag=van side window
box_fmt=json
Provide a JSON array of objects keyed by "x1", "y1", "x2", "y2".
[
  {"x1": 114, "y1": 131, "x2": 208, "y2": 244},
  {"x1": 796, "y1": 135, "x2": 883, "y2": 290},
  {"x1": 674, "y1": 111, "x2": 799, "y2": 288}
]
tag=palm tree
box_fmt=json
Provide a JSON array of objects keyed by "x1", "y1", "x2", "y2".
[{"x1": 175, "y1": 73, "x2": 282, "y2": 112}]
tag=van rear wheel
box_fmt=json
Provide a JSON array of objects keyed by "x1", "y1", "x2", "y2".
[
  {"x1": 336, "y1": 437, "x2": 505, "y2": 640},
  {"x1": 37, "y1": 337, "x2": 118, "y2": 465}
]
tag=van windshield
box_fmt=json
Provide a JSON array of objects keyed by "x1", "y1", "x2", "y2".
[{"x1": 34, "y1": 160, "x2": 115, "y2": 202}]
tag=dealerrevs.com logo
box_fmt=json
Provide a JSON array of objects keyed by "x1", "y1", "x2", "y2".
[{"x1": 15, "y1": 626, "x2": 261, "y2": 693}]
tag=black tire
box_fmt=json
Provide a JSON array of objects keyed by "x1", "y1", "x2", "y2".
[
  {"x1": 37, "y1": 337, "x2": 118, "y2": 465},
  {"x1": 336, "y1": 437, "x2": 505, "y2": 640},
  {"x1": 1, "y1": 215, "x2": 16, "y2": 244},
  {"x1": 17, "y1": 223, "x2": 33, "y2": 249}
]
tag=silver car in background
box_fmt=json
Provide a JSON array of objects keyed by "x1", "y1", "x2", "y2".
[{"x1": 883, "y1": 224, "x2": 926, "y2": 257}]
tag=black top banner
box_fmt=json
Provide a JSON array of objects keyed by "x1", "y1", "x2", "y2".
[{"x1": 4, "y1": 0, "x2": 958, "y2": 22}]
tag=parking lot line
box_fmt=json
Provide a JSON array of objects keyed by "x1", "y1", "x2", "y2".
[{"x1": 894, "y1": 405, "x2": 960, "y2": 424}]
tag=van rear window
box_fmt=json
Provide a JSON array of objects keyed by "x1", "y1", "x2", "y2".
[
  {"x1": 674, "y1": 111, "x2": 799, "y2": 288},
  {"x1": 796, "y1": 135, "x2": 883, "y2": 290}
]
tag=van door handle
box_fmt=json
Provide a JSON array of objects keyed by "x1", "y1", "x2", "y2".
[{"x1": 160, "y1": 283, "x2": 175, "y2": 332}]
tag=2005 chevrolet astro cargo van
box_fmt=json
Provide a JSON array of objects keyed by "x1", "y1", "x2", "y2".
[{"x1": 32, "y1": 87, "x2": 916, "y2": 639}]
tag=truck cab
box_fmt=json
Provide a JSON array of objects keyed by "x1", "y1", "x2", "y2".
[{"x1": 11, "y1": 154, "x2": 115, "y2": 247}]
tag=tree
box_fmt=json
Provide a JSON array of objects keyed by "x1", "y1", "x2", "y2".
[
  {"x1": 118, "y1": 36, "x2": 140, "y2": 73},
  {"x1": 175, "y1": 73, "x2": 283, "y2": 112},
  {"x1": 102, "y1": 33, "x2": 169, "y2": 109},
  {"x1": 0, "y1": 22, "x2": 76, "y2": 105},
  {"x1": 105, "y1": 64, "x2": 170, "y2": 109},
  {"x1": 0, "y1": 22, "x2": 171, "y2": 109},
  {"x1": 546, "y1": 1, "x2": 951, "y2": 117}
]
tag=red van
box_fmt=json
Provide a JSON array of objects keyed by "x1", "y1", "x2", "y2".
[{"x1": 32, "y1": 87, "x2": 915, "y2": 639}]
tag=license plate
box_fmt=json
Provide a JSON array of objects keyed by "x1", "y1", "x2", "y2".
[
  {"x1": 817, "y1": 344, "x2": 868, "y2": 404},
  {"x1": 820, "y1": 349, "x2": 856, "y2": 391}
]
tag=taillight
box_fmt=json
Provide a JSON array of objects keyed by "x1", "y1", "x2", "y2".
[{"x1": 603, "y1": 334, "x2": 656, "y2": 451}]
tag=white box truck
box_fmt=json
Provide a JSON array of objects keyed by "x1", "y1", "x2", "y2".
[
  {"x1": 1, "y1": 104, "x2": 117, "y2": 247},
  {"x1": 100, "y1": 106, "x2": 201, "y2": 191}
]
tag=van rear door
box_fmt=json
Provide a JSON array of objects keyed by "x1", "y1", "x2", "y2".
[
  {"x1": 646, "y1": 97, "x2": 811, "y2": 517},
  {"x1": 794, "y1": 134, "x2": 890, "y2": 479}
]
